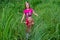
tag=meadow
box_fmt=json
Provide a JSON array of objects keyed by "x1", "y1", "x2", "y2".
[{"x1": 0, "y1": 0, "x2": 60, "y2": 40}]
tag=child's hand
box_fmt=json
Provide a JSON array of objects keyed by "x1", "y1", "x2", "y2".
[
  {"x1": 36, "y1": 14, "x2": 38, "y2": 17},
  {"x1": 24, "y1": 22, "x2": 27, "y2": 24},
  {"x1": 21, "y1": 21, "x2": 23, "y2": 23},
  {"x1": 35, "y1": 14, "x2": 38, "y2": 17}
]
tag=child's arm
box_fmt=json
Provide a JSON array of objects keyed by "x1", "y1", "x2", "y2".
[
  {"x1": 33, "y1": 10, "x2": 38, "y2": 16},
  {"x1": 21, "y1": 14, "x2": 25, "y2": 23}
]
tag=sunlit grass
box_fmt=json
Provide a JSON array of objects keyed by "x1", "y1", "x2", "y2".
[{"x1": 0, "y1": 0, "x2": 60, "y2": 40}]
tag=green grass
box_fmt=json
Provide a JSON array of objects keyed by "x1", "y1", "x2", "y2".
[{"x1": 0, "y1": 0, "x2": 60, "y2": 40}]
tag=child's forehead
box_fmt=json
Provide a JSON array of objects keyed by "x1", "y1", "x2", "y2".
[
  {"x1": 25, "y1": 2, "x2": 29, "y2": 5},
  {"x1": 26, "y1": 4, "x2": 29, "y2": 6}
]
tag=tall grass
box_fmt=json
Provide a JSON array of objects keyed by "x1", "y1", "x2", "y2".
[{"x1": 0, "y1": 0, "x2": 60, "y2": 40}]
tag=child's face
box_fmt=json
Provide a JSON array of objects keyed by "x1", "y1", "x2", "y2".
[{"x1": 25, "y1": 2, "x2": 29, "y2": 9}]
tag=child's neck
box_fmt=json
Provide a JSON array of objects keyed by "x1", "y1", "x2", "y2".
[{"x1": 26, "y1": 8, "x2": 30, "y2": 10}]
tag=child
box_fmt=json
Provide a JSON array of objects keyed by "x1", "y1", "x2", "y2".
[{"x1": 21, "y1": 1, "x2": 38, "y2": 39}]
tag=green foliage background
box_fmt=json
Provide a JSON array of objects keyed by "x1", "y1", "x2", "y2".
[{"x1": 0, "y1": 0, "x2": 60, "y2": 40}]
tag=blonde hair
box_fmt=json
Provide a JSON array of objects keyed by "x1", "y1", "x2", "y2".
[{"x1": 25, "y1": 1, "x2": 30, "y2": 9}]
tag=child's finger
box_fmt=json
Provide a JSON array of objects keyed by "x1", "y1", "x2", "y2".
[{"x1": 24, "y1": 22, "x2": 26, "y2": 24}]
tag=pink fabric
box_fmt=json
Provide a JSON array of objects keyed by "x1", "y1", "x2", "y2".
[{"x1": 23, "y1": 8, "x2": 33, "y2": 18}]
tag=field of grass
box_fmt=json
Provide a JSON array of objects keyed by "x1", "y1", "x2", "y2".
[{"x1": 0, "y1": 0, "x2": 60, "y2": 40}]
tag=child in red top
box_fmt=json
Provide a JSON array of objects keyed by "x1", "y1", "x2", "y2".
[{"x1": 21, "y1": 1, "x2": 38, "y2": 39}]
